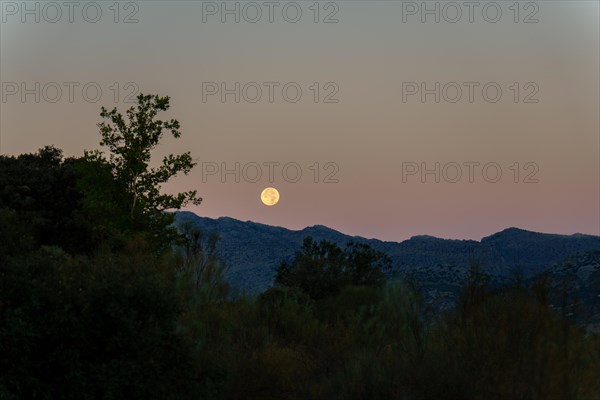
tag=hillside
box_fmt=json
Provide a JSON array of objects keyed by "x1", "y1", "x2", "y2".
[{"x1": 175, "y1": 212, "x2": 600, "y2": 306}]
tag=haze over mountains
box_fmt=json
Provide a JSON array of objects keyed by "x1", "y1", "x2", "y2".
[{"x1": 175, "y1": 211, "x2": 600, "y2": 319}]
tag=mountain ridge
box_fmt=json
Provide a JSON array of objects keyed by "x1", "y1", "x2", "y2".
[
  {"x1": 183, "y1": 212, "x2": 595, "y2": 244},
  {"x1": 174, "y1": 211, "x2": 600, "y2": 302}
]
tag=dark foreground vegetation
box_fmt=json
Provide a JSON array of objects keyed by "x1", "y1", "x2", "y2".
[{"x1": 1, "y1": 95, "x2": 599, "y2": 399}]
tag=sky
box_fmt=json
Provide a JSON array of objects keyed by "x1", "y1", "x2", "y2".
[{"x1": 1, "y1": 0, "x2": 598, "y2": 241}]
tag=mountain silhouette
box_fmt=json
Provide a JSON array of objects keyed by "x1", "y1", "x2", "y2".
[{"x1": 175, "y1": 212, "x2": 600, "y2": 307}]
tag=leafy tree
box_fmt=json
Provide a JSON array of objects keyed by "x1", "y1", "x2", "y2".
[
  {"x1": 345, "y1": 242, "x2": 391, "y2": 287},
  {"x1": 0, "y1": 146, "x2": 93, "y2": 254},
  {"x1": 89, "y1": 93, "x2": 202, "y2": 249},
  {"x1": 275, "y1": 237, "x2": 390, "y2": 299}
]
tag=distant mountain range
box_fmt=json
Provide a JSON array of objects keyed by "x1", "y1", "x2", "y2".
[{"x1": 174, "y1": 212, "x2": 600, "y2": 320}]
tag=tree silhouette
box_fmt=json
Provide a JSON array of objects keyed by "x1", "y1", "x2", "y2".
[
  {"x1": 86, "y1": 93, "x2": 202, "y2": 249},
  {"x1": 276, "y1": 237, "x2": 390, "y2": 299}
]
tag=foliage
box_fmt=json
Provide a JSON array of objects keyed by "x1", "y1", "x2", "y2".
[
  {"x1": 0, "y1": 243, "x2": 201, "y2": 400},
  {"x1": 0, "y1": 146, "x2": 94, "y2": 254},
  {"x1": 177, "y1": 222, "x2": 230, "y2": 305},
  {"x1": 275, "y1": 237, "x2": 391, "y2": 299},
  {"x1": 91, "y1": 93, "x2": 202, "y2": 250},
  {"x1": 2, "y1": 133, "x2": 599, "y2": 398}
]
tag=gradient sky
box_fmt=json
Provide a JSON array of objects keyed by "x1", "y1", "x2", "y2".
[{"x1": 1, "y1": 1, "x2": 598, "y2": 241}]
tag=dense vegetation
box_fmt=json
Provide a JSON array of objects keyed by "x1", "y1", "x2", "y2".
[{"x1": 1, "y1": 95, "x2": 599, "y2": 399}]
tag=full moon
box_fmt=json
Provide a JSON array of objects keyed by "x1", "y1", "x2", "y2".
[{"x1": 260, "y1": 187, "x2": 280, "y2": 206}]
